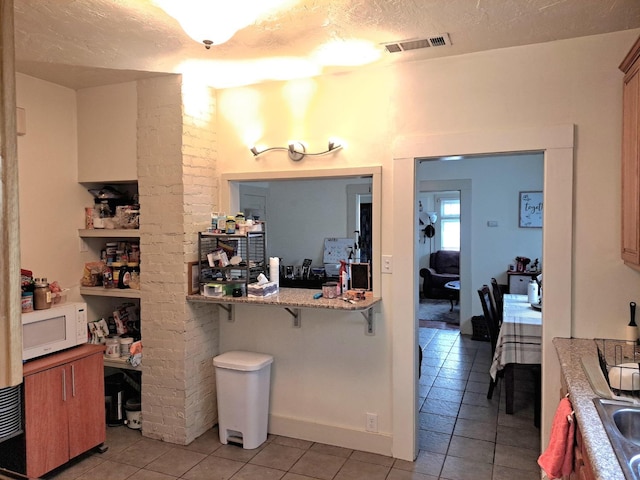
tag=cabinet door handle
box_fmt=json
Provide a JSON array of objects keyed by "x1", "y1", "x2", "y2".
[
  {"x1": 71, "y1": 364, "x2": 76, "y2": 397},
  {"x1": 62, "y1": 369, "x2": 66, "y2": 402}
]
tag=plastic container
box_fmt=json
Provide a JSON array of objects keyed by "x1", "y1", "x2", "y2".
[
  {"x1": 119, "y1": 336, "x2": 133, "y2": 357},
  {"x1": 21, "y1": 292, "x2": 34, "y2": 313},
  {"x1": 213, "y1": 351, "x2": 273, "y2": 449},
  {"x1": 105, "y1": 336, "x2": 120, "y2": 358},
  {"x1": 51, "y1": 288, "x2": 69, "y2": 305}
]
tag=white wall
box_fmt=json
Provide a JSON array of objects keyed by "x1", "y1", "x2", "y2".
[
  {"x1": 16, "y1": 74, "x2": 86, "y2": 296},
  {"x1": 215, "y1": 29, "x2": 640, "y2": 459},
  {"x1": 244, "y1": 177, "x2": 371, "y2": 266}
]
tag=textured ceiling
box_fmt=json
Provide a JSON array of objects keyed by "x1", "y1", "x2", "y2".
[{"x1": 12, "y1": 0, "x2": 640, "y2": 89}]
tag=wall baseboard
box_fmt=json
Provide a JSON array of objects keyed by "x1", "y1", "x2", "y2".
[{"x1": 268, "y1": 413, "x2": 393, "y2": 457}]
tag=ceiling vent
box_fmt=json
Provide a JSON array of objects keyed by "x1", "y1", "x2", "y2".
[{"x1": 383, "y1": 33, "x2": 451, "y2": 54}]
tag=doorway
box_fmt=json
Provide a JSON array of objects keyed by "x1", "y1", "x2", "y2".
[
  {"x1": 418, "y1": 188, "x2": 462, "y2": 330},
  {"x1": 390, "y1": 125, "x2": 574, "y2": 461}
]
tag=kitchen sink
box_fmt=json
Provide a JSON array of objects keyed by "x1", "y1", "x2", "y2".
[{"x1": 593, "y1": 398, "x2": 640, "y2": 480}]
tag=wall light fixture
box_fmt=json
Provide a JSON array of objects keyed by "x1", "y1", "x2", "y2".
[{"x1": 250, "y1": 140, "x2": 343, "y2": 161}]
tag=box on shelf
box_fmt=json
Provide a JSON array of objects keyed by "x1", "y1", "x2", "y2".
[{"x1": 247, "y1": 281, "x2": 278, "y2": 298}]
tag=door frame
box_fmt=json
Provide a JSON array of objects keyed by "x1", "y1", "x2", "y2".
[{"x1": 391, "y1": 125, "x2": 574, "y2": 460}]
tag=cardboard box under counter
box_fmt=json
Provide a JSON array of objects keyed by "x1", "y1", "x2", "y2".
[{"x1": 247, "y1": 281, "x2": 278, "y2": 298}]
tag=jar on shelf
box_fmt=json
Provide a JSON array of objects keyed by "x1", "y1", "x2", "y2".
[
  {"x1": 128, "y1": 263, "x2": 140, "y2": 290},
  {"x1": 225, "y1": 216, "x2": 236, "y2": 234},
  {"x1": 33, "y1": 278, "x2": 52, "y2": 310},
  {"x1": 111, "y1": 262, "x2": 123, "y2": 286}
]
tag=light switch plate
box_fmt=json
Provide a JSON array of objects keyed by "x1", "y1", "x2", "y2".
[{"x1": 382, "y1": 255, "x2": 392, "y2": 273}]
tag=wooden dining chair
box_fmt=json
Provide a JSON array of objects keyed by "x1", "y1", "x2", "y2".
[
  {"x1": 477, "y1": 285, "x2": 500, "y2": 399},
  {"x1": 479, "y1": 285, "x2": 541, "y2": 427},
  {"x1": 490, "y1": 277, "x2": 503, "y2": 320}
]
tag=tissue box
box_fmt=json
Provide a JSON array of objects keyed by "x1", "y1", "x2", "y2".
[{"x1": 247, "y1": 281, "x2": 278, "y2": 298}]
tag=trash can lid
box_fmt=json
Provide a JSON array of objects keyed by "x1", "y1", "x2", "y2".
[
  {"x1": 125, "y1": 398, "x2": 141, "y2": 411},
  {"x1": 213, "y1": 351, "x2": 273, "y2": 371}
]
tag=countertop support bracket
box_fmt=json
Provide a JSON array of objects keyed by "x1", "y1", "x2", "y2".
[
  {"x1": 362, "y1": 309, "x2": 375, "y2": 335},
  {"x1": 284, "y1": 308, "x2": 301, "y2": 328},
  {"x1": 219, "y1": 304, "x2": 233, "y2": 322}
]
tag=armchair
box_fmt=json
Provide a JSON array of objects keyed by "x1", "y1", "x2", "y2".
[{"x1": 420, "y1": 250, "x2": 460, "y2": 299}]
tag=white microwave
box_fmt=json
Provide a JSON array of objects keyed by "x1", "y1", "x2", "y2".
[{"x1": 22, "y1": 302, "x2": 88, "y2": 361}]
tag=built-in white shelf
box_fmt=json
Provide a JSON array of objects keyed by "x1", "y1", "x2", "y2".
[
  {"x1": 80, "y1": 287, "x2": 141, "y2": 299},
  {"x1": 78, "y1": 229, "x2": 140, "y2": 238},
  {"x1": 103, "y1": 356, "x2": 141, "y2": 371}
]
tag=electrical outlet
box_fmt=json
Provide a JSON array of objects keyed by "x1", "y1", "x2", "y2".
[
  {"x1": 366, "y1": 412, "x2": 378, "y2": 433},
  {"x1": 381, "y1": 255, "x2": 392, "y2": 273}
]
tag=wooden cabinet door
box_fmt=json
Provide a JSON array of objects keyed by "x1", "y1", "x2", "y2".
[
  {"x1": 621, "y1": 61, "x2": 640, "y2": 266},
  {"x1": 24, "y1": 365, "x2": 70, "y2": 479},
  {"x1": 67, "y1": 352, "x2": 106, "y2": 459}
]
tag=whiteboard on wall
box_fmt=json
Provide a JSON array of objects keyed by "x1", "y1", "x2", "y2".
[{"x1": 323, "y1": 238, "x2": 354, "y2": 263}]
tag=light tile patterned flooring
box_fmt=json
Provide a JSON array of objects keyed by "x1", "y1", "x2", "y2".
[{"x1": 39, "y1": 328, "x2": 540, "y2": 480}]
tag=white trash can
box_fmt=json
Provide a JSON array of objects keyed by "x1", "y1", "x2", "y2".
[{"x1": 213, "y1": 350, "x2": 273, "y2": 449}]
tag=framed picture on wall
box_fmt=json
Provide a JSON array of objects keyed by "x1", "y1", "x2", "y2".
[
  {"x1": 187, "y1": 261, "x2": 200, "y2": 295},
  {"x1": 519, "y1": 191, "x2": 543, "y2": 228}
]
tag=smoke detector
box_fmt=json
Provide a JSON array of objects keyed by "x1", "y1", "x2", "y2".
[{"x1": 383, "y1": 33, "x2": 452, "y2": 53}]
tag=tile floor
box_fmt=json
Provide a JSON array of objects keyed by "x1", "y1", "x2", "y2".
[{"x1": 35, "y1": 328, "x2": 540, "y2": 480}]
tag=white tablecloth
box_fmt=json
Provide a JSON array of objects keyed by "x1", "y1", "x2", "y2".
[{"x1": 490, "y1": 294, "x2": 542, "y2": 380}]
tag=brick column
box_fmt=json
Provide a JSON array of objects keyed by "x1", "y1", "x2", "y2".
[{"x1": 137, "y1": 75, "x2": 219, "y2": 444}]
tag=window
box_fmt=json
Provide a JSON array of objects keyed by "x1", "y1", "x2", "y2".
[{"x1": 438, "y1": 195, "x2": 460, "y2": 251}]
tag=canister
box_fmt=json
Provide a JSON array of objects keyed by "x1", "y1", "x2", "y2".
[
  {"x1": 21, "y1": 292, "x2": 34, "y2": 313},
  {"x1": 33, "y1": 279, "x2": 52, "y2": 310},
  {"x1": 119, "y1": 336, "x2": 133, "y2": 357},
  {"x1": 106, "y1": 336, "x2": 120, "y2": 358},
  {"x1": 322, "y1": 282, "x2": 338, "y2": 299}
]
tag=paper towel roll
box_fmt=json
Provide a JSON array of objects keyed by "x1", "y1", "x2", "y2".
[{"x1": 269, "y1": 257, "x2": 279, "y2": 286}]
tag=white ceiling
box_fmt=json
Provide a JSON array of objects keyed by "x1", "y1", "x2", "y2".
[{"x1": 13, "y1": 0, "x2": 640, "y2": 90}]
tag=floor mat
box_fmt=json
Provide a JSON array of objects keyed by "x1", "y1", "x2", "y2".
[{"x1": 419, "y1": 298, "x2": 459, "y2": 325}]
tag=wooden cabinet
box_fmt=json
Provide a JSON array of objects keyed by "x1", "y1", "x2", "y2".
[
  {"x1": 620, "y1": 36, "x2": 640, "y2": 269},
  {"x1": 571, "y1": 421, "x2": 596, "y2": 480},
  {"x1": 507, "y1": 271, "x2": 538, "y2": 294},
  {"x1": 23, "y1": 345, "x2": 105, "y2": 478}
]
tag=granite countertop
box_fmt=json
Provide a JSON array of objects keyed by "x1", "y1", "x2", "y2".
[
  {"x1": 187, "y1": 287, "x2": 381, "y2": 311},
  {"x1": 553, "y1": 338, "x2": 625, "y2": 479}
]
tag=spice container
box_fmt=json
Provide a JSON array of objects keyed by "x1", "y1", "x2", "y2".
[
  {"x1": 111, "y1": 262, "x2": 123, "y2": 286},
  {"x1": 225, "y1": 216, "x2": 236, "y2": 234},
  {"x1": 33, "y1": 278, "x2": 52, "y2": 310}
]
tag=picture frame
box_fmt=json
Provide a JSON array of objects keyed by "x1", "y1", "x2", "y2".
[
  {"x1": 349, "y1": 262, "x2": 371, "y2": 291},
  {"x1": 187, "y1": 261, "x2": 200, "y2": 295},
  {"x1": 519, "y1": 191, "x2": 543, "y2": 228}
]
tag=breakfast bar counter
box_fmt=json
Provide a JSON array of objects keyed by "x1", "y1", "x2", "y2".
[
  {"x1": 187, "y1": 288, "x2": 382, "y2": 334},
  {"x1": 187, "y1": 287, "x2": 380, "y2": 311}
]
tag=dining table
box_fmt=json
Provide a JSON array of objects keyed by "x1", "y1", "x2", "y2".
[{"x1": 489, "y1": 293, "x2": 542, "y2": 422}]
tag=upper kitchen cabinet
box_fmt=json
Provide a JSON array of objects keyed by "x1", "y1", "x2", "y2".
[
  {"x1": 77, "y1": 82, "x2": 137, "y2": 183},
  {"x1": 620, "y1": 36, "x2": 640, "y2": 269}
]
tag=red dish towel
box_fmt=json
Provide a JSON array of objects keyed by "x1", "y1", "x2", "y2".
[{"x1": 538, "y1": 397, "x2": 575, "y2": 479}]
